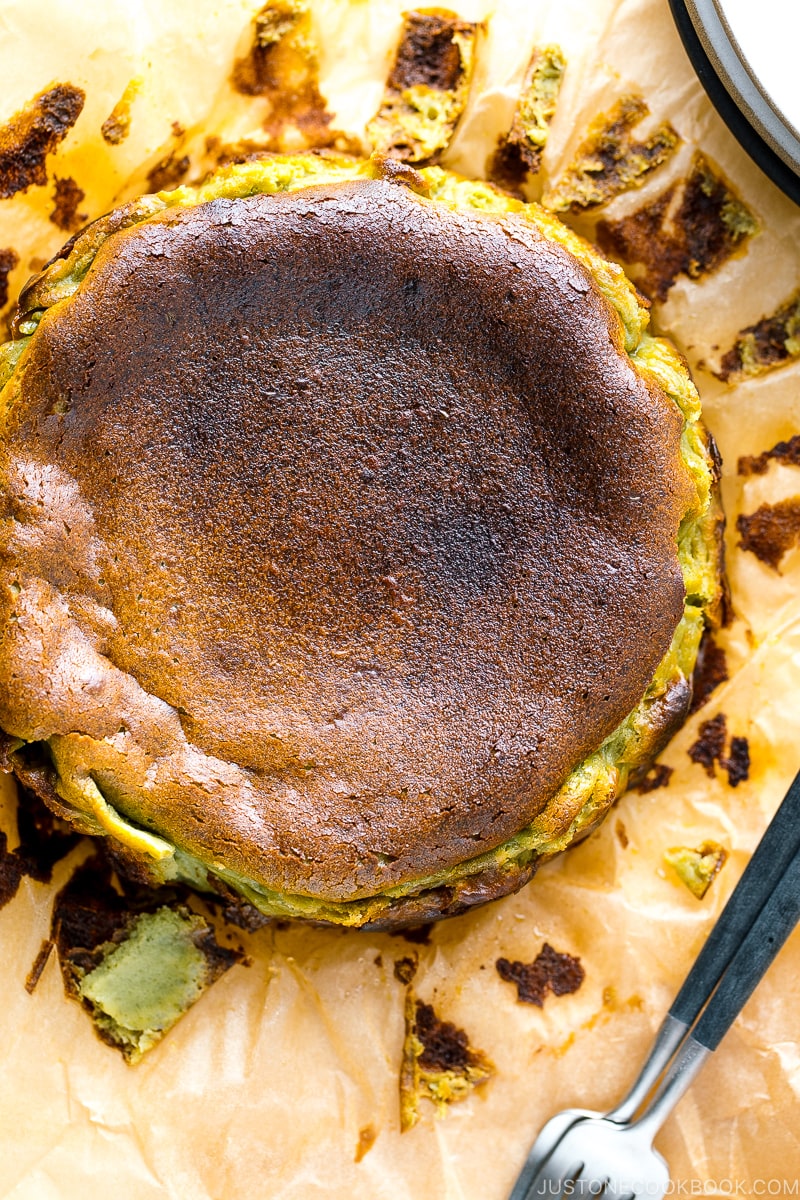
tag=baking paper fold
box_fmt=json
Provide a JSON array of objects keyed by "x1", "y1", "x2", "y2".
[{"x1": 1, "y1": 0, "x2": 800, "y2": 1194}]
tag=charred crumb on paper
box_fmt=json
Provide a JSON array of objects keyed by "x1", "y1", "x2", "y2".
[
  {"x1": 739, "y1": 434, "x2": 800, "y2": 477},
  {"x1": 101, "y1": 108, "x2": 130, "y2": 146},
  {"x1": 634, "y1": 762, "x2": 673, "y2": 793},
  {"x1": 688, "y1": 713, "x2": 750, "y2": 787},
  {"x1": 101, "y1": 79, "x2": 141, "y2": 145},
  {"x1": 25, "y1": 938, "x2": 55, "y2": 994},
  {"x1": 354, "y1": 1124, "x2": 378, "y2": 1163},
  {"x1": 0, "y1": 84, "x2": 85, "y2": 199},
  {"x1": 689, "y1": 632, "x2": 729, "y2": 715},
  {"x1": 737, "y1": 498, "x2": 800, "y2": 570},
  {"x1": 49, "y1": 176, "x2": 87, "y2": 232},
  {"x1": 400, "y1": 988, "x2": 493, "y2": 1131},
  {"x1": 544, "y1": 94, "x2": 678, "y2": 213},
  {"x1": 688, "y1": 713, "x2": 727, "y2": 778},
  {"x1": 716, "y1": 291, "x2": 800, "y2": 382},
  {"x1": 146, "y1": 150, "x2": 191, "y2": 194},
  {"x1": 367, "y1": 10, "x2": 479, "y2": 165},
  {"x1": 596, "y1": 152, "x2": 758, "y2": 302},
  {"x1": 487, "y1": 44, "x2": 566, "y2": 192},
  {"x1": 725, "y1": 736, "x2": 750, "y2": 788},
  {"x1": 393, "y1": 952, "x2": 419, "y2": 984},
  {"x1": 664, "y1": 840, "x2": 727, "y2": 899},
  {"x1": 0, "y1": 247, "x2": 19, "y2": 308},
  {"x1": 414, "y1": 1001, "x2": 475, "y2": 1071},
  {"x1": 495, "y1": 942, "x2": 585, "y2": 1007}
]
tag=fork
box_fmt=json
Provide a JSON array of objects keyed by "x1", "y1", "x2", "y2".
[
  {"x1": 520, "y1": 843, "x2": 800, "y2": 1197},
  {"x1": 509, "y1": 765, "x2": 800, "y2": 1200}
]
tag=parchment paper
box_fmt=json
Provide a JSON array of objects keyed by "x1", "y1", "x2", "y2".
[{"x1": 1, "y1": 0, "x2": 800, "y2": 1195}]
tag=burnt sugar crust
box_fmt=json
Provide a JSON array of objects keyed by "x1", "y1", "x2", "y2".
[{"x1": 0, "y1": 157, "x2": 720, "y2": 926}]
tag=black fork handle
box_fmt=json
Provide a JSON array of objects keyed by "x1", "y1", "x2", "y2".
[
  {"x1": 614, "y1": 766, "x2": 800, "y2": 1122},
  {"x1": 692, "y1": 840, "x2": 800, "y2": 1050},
  {"x1": 670, "y1": 766, "x2": 800, "y2": 1028},
  {"x1": 635, "y1": 840, "x2": 800, "y2": 1140}
]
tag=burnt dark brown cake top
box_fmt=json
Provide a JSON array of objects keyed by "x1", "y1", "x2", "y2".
[{"x1": 0, "y1": 167, "x2": 706, "y2": 913}]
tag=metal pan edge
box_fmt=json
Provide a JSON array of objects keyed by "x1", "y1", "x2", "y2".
[{"x1": 669, "y1": 0, "x2": 800, "y2": 205}]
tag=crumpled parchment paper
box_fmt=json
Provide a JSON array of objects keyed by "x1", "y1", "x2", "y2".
[{"x1": 1, "y1": 0, "x2": 799, "y2": 1195}]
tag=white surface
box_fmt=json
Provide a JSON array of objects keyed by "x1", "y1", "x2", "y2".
[{"x1": 718, "y1": 0, "x2": 800, "y2": 133}]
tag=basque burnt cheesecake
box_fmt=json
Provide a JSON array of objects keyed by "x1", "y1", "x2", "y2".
[{"x1": 0, "y1": 153, "x2": 722, "y2": 928}]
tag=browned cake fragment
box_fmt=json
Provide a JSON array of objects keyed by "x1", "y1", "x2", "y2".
[
  {"x1": 496, "y1": 942, "x2": 585, "y2": 1006},
  {"x1": 664, "y1": 841, "x2": 727, "y2": 899},
  {"x1": 0, "y1": 84, "x2": 85, "y2": 199},
  {"x1": 737, "y1": 498, "x2": 800, "y2": 570},
  {"x1": 101, "y1": 80, "x2": 140, "y2": 145},
  {"x1": 0, "y1": 247, "x2": 18, "y2": 309},
  {"x1": 596, "y1": 152, "x2": 758, "y2": 302},
  {"x1": 739, "y1": 434, "x2": 800, "y2": 477},
  {"x1": 231, "y1": 0, "x2": 340, "y2": 152},
  {"x1": 544, "y1": 95, "x2": 678, "y2": 212},
  {"x1": 50, "y1": 176, "x2": 87, "y2": 231},
  {"x1": 716, "y1": 291, "x2": 800, "y2": 382},
  {"x1": 367, "y1": 9, "x2": 478, "y2": 163},
  {"x1": 688, "y1": 713, "x2": 750, "y2": 787},
  {"x1": 399, "y1": 989, "x2": 494, "y2": 1130},
  {"x1": 487, "y1": 44, "x2": 565, "y2": 193},
  {"x1": 50, "y1": 853, "x2": 242, "y2": 1060},
  {"x1": 689, "y1": 631, "x2": 728, "y2": 714}
]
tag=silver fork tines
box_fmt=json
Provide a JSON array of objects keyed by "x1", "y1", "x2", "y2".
[
  {"x1": 524, "y1": 1116, "x2": 670, "y2": 1199},
  {"x1": 509, "y1": 767, "x2": 800, "y2": 1200}
]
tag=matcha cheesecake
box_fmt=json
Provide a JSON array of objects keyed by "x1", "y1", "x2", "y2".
[{"x1": 0, "y1": 152, "x2": 722, "y2": 928}]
